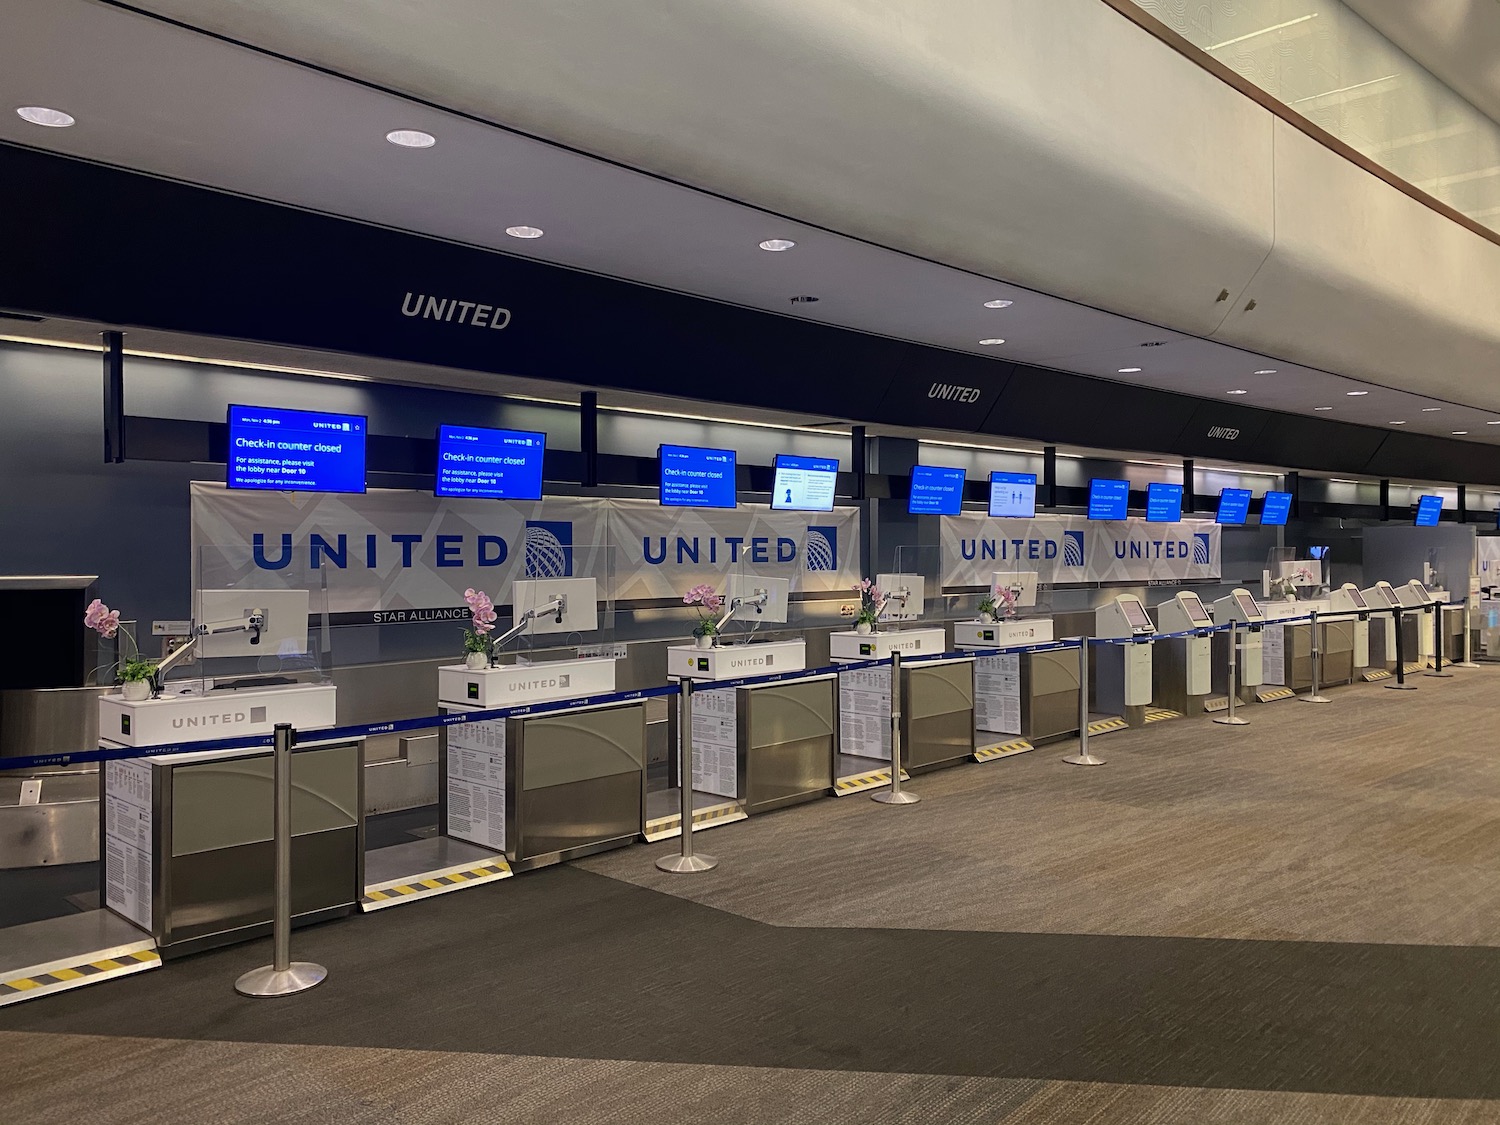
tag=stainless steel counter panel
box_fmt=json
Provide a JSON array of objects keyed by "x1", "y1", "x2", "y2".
[
  {"x1": 0, "y1": 686, "x2": 107, "y2": 769},
  {"x1": 738, "y1": 676, "x2": 836, "y2": 814},
  {"x1": 1023, "y1": 647, "x2": 1081, "y2": 743},
  {"x1": 902, "y1": 660, "x2": 976, "y2": 773}
]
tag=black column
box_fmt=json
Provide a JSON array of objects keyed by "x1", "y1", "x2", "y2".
[{"x1": 102, "y1": 330, "x2": 124, "y2": 464}]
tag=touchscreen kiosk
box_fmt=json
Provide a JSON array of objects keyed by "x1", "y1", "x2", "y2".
[
  {"x1": 1155, "y1": 591, "x2": 1214, "y2": 702},
  {"x1": 1146, "y1": 482, "x2": 1183, "y2": 523},
  {"x1": 1095, "y1": 594, "x2": 1155, "y2": 711},
  {"x1": 771, "y1": 455, "x2": 838, "y2": 512},
  {"x1": 1213, "y1": 588, "x2": 1265, "y2": 688},
  {"x1": 1329, "y1": 583, "x2": 1371, "y2": 668},
  {"x1": 1395, "y1": 580, "x2": 1432, "y2": 609},
  {"x1": 988, "y1": 472, "x2": 1037, "y2": 518},
  {"x1": 1088, "y1": 478, "x2": 1129, "y2": 521},
  {"x1": 1215, "y1": 488, "x2": 1252, "y2": 526},
  {"x1": 1260, "y1": 490, "x2": 1293, "y2": 526}
]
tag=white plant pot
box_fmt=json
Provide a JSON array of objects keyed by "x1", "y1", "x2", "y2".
[
  {"x1": 120, "y1": 680, "x2": 151, "y2": 702},
  {"x1": 466, "y1": 651, "x2": 490, "y2": 670},
  {"x1": 855, "y1": 621, "x2": 873, "y2": 635},
  {"x1": 695, "y1": 634, "x2": 714, "y2": 650},
  {"x1": 979, "y1": 613, "x2": 996, "y2": 624}
]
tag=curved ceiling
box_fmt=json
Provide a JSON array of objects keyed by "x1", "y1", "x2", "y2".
[
  {"x1": 1342, "y1": 0, "x2": 1500, "y2": 128},
  {"x1": 4, "y1": 0, "x2": 1500, "y2": 444}
]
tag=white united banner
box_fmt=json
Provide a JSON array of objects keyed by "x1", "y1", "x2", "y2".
[
  {"x1": 190, "y1": 484, "x2": 861, "y2": 617},
  {"x1": 940, "y1": 514, "x2": 1221, "y2": 587}
]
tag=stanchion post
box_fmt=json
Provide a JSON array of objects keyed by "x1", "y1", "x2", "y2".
[
  {"x1": 873, "y1": 651, "x2": 920, "y2": 804},
  {"x1": 235, "y1": 723, "x2": 327, "y2": 997},
  {"x1": 1457, "y1": 602, "x2": 1481, "y2": 668},
  {"x1": 1302, "y1": 610, "x2": 1331, "y2": 703},
  {"x1": 1214, "y1": 620, "x2": 1249, "y2": 727},
  {"x1": 1063, "y1": 639, "x2": 1105, "y2": 766},
  {"x1": 1386, "y1": 607, "x2": 1416, "y2": 690},
  {"x1": 657, "y1": 679, "x2": 719, "y2": 872},
  {"x1": 1425, "y1": 602, "x2": 1453, "y2": 678}
]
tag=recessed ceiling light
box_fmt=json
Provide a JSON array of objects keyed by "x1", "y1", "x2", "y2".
[
  {"x1": 979, "y1": 338, "x2": 1005, "y2": 346},
  {"x1": 1227, "y1": 389, "x2": 1248, "y2": 395},
  {"x1": 1346, "y1": 390, "x2": 1369, "y2": 396},
  {"x1": 386, "y1": 129, "x2": 435, "y2": 148},
  {"x1": 1453, "y1": 430, "x2": 1469, "y2": 435},
  {"x1": 983, "y1": 299, "x2": 1014, "y2": 309},
  {"x1": 16, "y1": 106, "x2": 74, "y2": 127},
  {"x1": 1421, "y1": 407, "x2": 1441, "y2": 412},
  {"x1": 1390, "y1": 420, "x2": 1407, "y2": 425},
  {"x1": 1118, "y1": 367, "x2": 1143, "y2": 373},
  {"x1": 1314, "y1": 406, "x2": 1333, "y2": 411},
  {"x1": 505, "y1": 225, "x2": 544, "y2": 239},
  {"x1": 1254, "y1": 369, "x2": 1277, "y2": 375},
  {"x1": 759, "y1": 239, "x2": 796, "y2": 252}
]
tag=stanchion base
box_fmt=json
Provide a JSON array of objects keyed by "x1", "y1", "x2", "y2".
[
  {"x1": 872, "y1": 789, "x2": 921, "y2": 805},
  {"x1": 1062, "y1": 753, "x2": 1106, "y2": 766},
  {"x1": 1301, "y1": 694, "x2": 1333, "y2": 704},
  {"x1": 1385, "y1": 682, "x2": 1418, "y2": 691},
  {"x1": 1454, "y1": 662, "x2": 1482, "y2": 669},
  {"x1": 1213, "y1": 715, "x2": 1250, "y2": 726},
  {"x1": 1424, "y1": 671, "x2": 1454, "y2": 678},
  {"x1": 656, "y1": 853, "x2": 719, "y2": 873},
  {"x1": 234, "y1": 962, "x2": 327, "y2": 998}
]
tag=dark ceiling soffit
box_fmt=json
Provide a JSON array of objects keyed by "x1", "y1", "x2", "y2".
[{"x1": 2, "y1": 141, "x2": 1497, "y2": 485}]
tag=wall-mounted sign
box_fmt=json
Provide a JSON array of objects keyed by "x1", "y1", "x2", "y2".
[{"x1": 940, "y1": 514, "x2": 1221, "y2": 587}]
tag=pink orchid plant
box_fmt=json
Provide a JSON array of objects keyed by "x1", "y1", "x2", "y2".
[
  {"x1": 83, "y1": 598, "x2": 154, "y2": 684},
  {"x1": 979, "y1": 584, "x2": 1018, "y2": 621},
  {"x1": 853, "y1": 578, "x2": 884, "y2": 627},
  {"x1": 84, "y1": 598, "x2": 121, "y2": 639},
  {"x1": 462, "y1": 588, "x2": 498, "y2": 657},
  {"x1": 684, "y1": 583, "x2": 724, "y2": 638}
]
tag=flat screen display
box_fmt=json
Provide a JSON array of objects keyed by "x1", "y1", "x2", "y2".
[
  {"x1": 1216, "y1": 488, "x2": 1252, "y2": 526},
  {"x1": 227, "y1": 404, "x2": 367, "y2": 493},
  {"x1": 660, "y1": 444, "x2": 737, "y2": 508},
  {"x1": 1088, "y1": 478, "x2": 1129, "y2": 521},
  {"x1": 1178, "y1": 593, "x2": 1211, "y2": 625},
  {"x1": 1121, "y1": 599, "x2": 1153, "y2": 631},
  {"x1": 1414, "y1": 494, "x2": 1443, "y2": 526},
  {"x1": 908, "y1": 465, "x2": 966, "y2": 515},
  {"x1": 1146, "y1": 482, "x2": 1183, "y2": 523},
  {"x1": 1364, "y1": 584, "x2": 1396, "y2": 608},
  {"x1": 1309, "y1": 546, "x2": 1330, "y2": 560},
  {"x1": 1343, "y1": 588, "x2": 1368, "y2": 609},
  {"x1": 1260, "y1": 490, "x2": 1293, "y2": 526},
  {"x1": 988, "y1": 471, "x2": 1037, "y2": 519},
  {"x1": 771, "y1": 454, "x2": 838, "y2": 512},
  {"x1": 435, "y1": 425, "x2": 546, "y2": 500},
  {"x1": 1234, "y1": 593, "x2": 1262, "y2": 619}
]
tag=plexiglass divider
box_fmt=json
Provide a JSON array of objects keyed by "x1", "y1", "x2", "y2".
[{"x1": 490, "y1": 543, "x2": 617, "y2": 667}]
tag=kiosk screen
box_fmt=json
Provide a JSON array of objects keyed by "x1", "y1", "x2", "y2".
[
  {"x1": 1234, "y1": 593, "x2": 1262, "y2": 620},
  {"x1": 1146, "y1": 482, "x2": 1183, "y2": 522},
  {"x1": 1178, "y1": 593, "x2": 1211, "y2": 625},
  {"x1": 1122, "y1": 600, "x2": 1153, "y2": 632},
  {"x1": 1345, "y1": 588, "x2": 1369, "y2": 609}
]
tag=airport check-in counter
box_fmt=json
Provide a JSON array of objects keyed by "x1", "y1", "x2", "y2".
[
  {"x1": 1093, "y1": 595, "x2": 1155, "y2": 725},
  {"x1": 438, "y1": 656, "x2": 645, "y2": 870},
  {"x1": 1260, "y1": 599, "x2": 1354, "y2": 691},
  {"x1": 954, "y1": 617, "x2": 1079, "y2": 744},
  {"x1": 1394, "y1": 581, "x2": 1436, "y2": 664},
  {"x1": 1328, "y1": 583, "x2": 1373, "y2": 672},
  {"x1": 1212, "y1": 589, "x2": 1265, "y2": 702},
  {"x1": 1362, "y1": 582, "x2": 1404, "y2": 669},
  {"x1": 98, "y1": 683, "x2": 363, "y2": 957},
  {"x1": 1151, "y1": 592, "x2": 1214, "y2": 716}
]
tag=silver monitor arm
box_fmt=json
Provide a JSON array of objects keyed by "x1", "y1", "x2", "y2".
[
  {"x1": 151, "y1": 609, "x2": 266, "y2": 695},
  {"x1": 877, "y1": 585, "x2": 913, "y2": 618},
  {"x1": 489, "y1": 595, "x2": 567, "y2": 653},
  {"x1": 713, "y1": 589, "x2": 770, "y2": 635}
]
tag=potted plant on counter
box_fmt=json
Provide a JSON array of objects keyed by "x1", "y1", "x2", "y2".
[
  {"x1": 979, "y1": 585, "x2": 1018, "y2": 623},
  {"x1": 853, "y1": 578, "x2": 883, "y2": 635},
  {"x1": 462, "y1": 588, "x2": 497, "y2": 669},
  {"x1": 684, "y1": 584, "x2": 723, "y2": 649},
  {"x1": 84, "y1": 598, "x2": 156, "y2": 700}
]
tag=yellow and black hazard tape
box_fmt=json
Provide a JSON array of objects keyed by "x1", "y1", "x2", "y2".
[
  {"x1": 1087, "y1": 717, "x2": 1128, "y2": 736},
  {"x1": 833, "y1": 767, "x2": 910, "y2": 795},
  {"x1": 361, "y1": 861, "x2": 512, "y2": 912},
  {"x1": 1405, "y1": 662, "x2": 1425, "y2": 675},
  {"x1": 1144, "y1": 709, "x2": 1182, "y2": 724},
  {"x1": 0, "y1": 948, "x2": 159, "y2": 1007},
  {"x1": 1362, "y1": 668, "x2": 1392, "y2": 682},
  {"x1": 975, "y1": 739, "x2": 1033, "y2": 762},
  {"x1": 1256, "y1": 687, "x2": 1295, "y2": 703},
  {"x1": 1203, "y1": 697, "x2": 1230, "y2": 713},
  {"x1": 643, "y1": 801, "x2": 747, "y2": 842}
]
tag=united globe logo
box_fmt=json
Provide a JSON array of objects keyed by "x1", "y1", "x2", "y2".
[
  {"x1": 1062, "y1": 530, "x2": 1085, "y2": 568},
  {"x1": 524, "y1": 521, "x2": 574, "y2": 578},
  {"x1": 1193, "y1": 533, "x2": 1212, "y2": 566},
  {"x1": 805, "y1": 526, "x2": 838, "y2": 571}
]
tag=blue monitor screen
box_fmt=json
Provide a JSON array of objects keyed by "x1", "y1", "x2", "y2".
[
  {"x1": 771, "y1": 454, "x2": 839, "y2": 512},
  {"x1": 1260, "y1": 490, "x2": 1293, "y2": 526},
  {"x1": 1145, "y1": 482, "x2": 1183, "y2": 523},
  {"x1": 227, "y1": 404, "x2": 367, "y2": 493},
  {"x1": 988, "y1": 472, "x2": 1037, "y2": 518},
  {"x1": 435, "y1": 425, "x2": 546, "y2": 500},
  {"x1": 1415, "y1": 494, "x2": 1443, "y2": 526},
  {"x1": 908, "y1": 465, "x2": 966, "y2": 515},
  {"x1": 660, "y1": 444, "x2": 737, "y2": 508},
  {"x1": 1216, "y1": 488, "x2": 1253, "y2": 526},
  {"x1": 1309, "y1": 546, "x2": 1330, "y2": 560},
  {"x1": 1088, "y1": 478, "x2": 1129, "y2": 521}
]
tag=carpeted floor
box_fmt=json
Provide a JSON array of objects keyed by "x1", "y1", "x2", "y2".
[{"x1": 4, "y1": 671, "x2": 1500, "y2": 1123}]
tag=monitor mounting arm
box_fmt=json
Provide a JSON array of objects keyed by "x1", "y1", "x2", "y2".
[
  {"x1": 489, "y1": 595, "x2": 566, "y2": 652},
  {"x1": 877, "y1": 585, "x2": 913, "y2": 619},
  {"x1": 713, "y1": 589, "x2": 769, "y2": 635},
  {"x1": 150, "y1": 609, "x2": 266, "y2": 696}
]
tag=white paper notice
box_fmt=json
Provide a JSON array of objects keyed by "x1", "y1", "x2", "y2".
[
  {"x1": 104, "y1": 758, "x2": 153, "y2": 931},
  {"x1": 691, "y1": 687, "x2": 738, "y2": 798},
  {"x1": 839, "y1": 666, "x2": 892, "y2": 761},
  {"x1": 1262, "y1": 624, "x2": 1285, "y2": 686},
  {"x1": 974, "y1": 653, "x2": 1022, "y2": 734},
  {"x1": 447, "y1": 718, "x2": 507, "y2": 851}
]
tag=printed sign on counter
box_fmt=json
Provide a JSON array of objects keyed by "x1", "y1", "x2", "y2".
[
  {"x1": 691, "y1": 687, "x2": 738, "y2": 798},
  {"x1": 839, "y1": 666, "x2": 892, "y2": 761},
  {"x1": 104, "y1": 758, "x2": 153, "y2": 931},
  {"x1": 447, "y1": 719, "x2": 506, "y2": 851},
  {"x1": 1262, "y1": 624, "x2": 1285, "y2": 686},
  {"x1": 974, "y1": 654, "x2": 1022, "y2": 734}
]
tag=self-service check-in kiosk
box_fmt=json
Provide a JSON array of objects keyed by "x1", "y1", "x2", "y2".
[
  {"x1": 1152, "y1": 591, "x2": 1215, "y2": 717},
  {"x1": 1398, "y1": 580, "x2": 1436, "y2": 661},
  {"x1": 1362, "y1": 581, "x2": 1402, "y2": 670},
  {"x1": 1329, "y1": 583, "x2": 1371, "y2": 671},
  {"x1": 1093, "y1": 594, "x2": 1155, "y2": 725},
  {"x1": 1212, "y1": 589, "x2": 1265, "y2": 700}
]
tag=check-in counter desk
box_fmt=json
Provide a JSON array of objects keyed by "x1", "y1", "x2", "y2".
[
  {"x1": 666, "y1": 641, "x2": 834, "y2": 815},
  {"x1": 955, "y1": 618, "x2": 1079, "y2": 744},
  {"x1": 438, "y1": 658, "x2": 644, "y2": 870},
  {"x1": 831, "y1": 629, "x2": 975, "y2": 774},
  {"x1": 1257, "y1": 600, "x2": 1355, "y2": 692},
  {"x1": 98, "y1": 684, "x2": 362, "y2": 958}
]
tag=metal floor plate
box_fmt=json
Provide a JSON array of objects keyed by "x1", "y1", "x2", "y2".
[
  {"x1": 0, "y1": 909, "x2": 157, "y2": 1007},
  {"x1": 361, "y1": 838, "x2": 511, "y2": 912}
]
